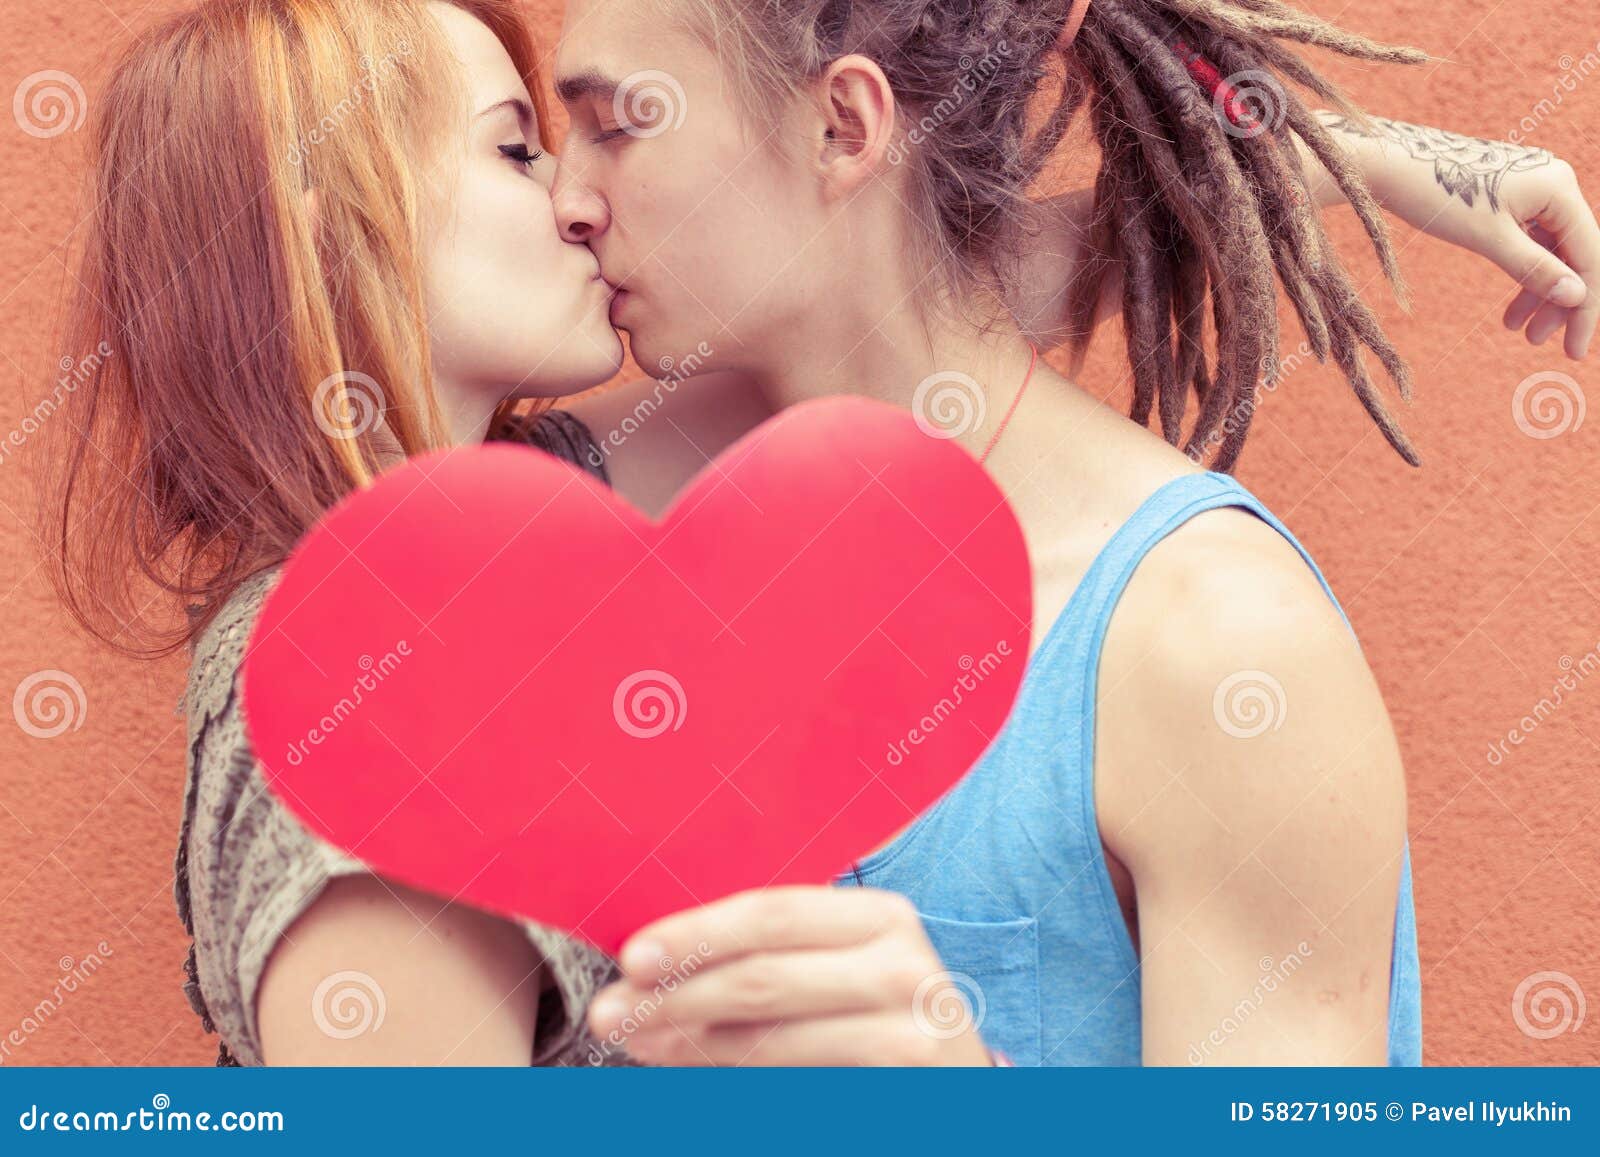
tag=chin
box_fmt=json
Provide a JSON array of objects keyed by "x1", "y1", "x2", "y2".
[
  {"x1": 624, "y1": 316, "x2": 717, "y2": 385},
  {"x1": 510, "y1": 343, "x2": 624, "y2": 401},
  {"x1": 574, "y1": 319, "x2": 629, "y2": 382},
  {"x1": 621, "y1": 328, "x2": 671, "y2": 381}
]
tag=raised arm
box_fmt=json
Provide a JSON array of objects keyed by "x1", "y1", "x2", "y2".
[
  {"x1": 1012, "y1": 114, "x2": 1598, "y2": 361},
  {"x1": 1302, "y1": 113, "x2": 1597, "y2": 360}
]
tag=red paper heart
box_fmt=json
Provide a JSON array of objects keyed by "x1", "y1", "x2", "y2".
[{"x1": 244, "y1": 396, "x2": 1032, "y2": 954}]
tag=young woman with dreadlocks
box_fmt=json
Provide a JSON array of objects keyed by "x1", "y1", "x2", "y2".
[{"x1": 523, "y1": 0, "x2": 1596, "y2": 1067}]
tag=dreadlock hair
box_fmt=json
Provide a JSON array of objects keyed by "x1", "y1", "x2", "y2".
[{"x1": 668, "y1": 0, "x2": 1429, "y2": 472}]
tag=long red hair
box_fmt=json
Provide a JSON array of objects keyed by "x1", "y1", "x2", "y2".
[{"x1": 39, "y1": 0, "x2": 552, "y2": 656}]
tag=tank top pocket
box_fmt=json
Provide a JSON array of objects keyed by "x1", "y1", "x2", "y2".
[{"x1": 916, "y1": 912, "x2": 1042, "y2": 1066}]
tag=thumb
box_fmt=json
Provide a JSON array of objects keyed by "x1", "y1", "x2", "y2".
[{"x1": 1491, "y1": 226, "x2": 1588, "y2": 308}]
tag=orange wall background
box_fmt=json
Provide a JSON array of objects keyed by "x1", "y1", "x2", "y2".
[{"x1": 1, "y1": 0, "x2": 1595, "y2": 1066}]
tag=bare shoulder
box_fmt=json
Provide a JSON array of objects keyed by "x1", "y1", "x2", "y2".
[
  {"x1": 562, "y1": 371, "x2": 774, "y2": 516},
  {"x1": 1093, "y1": 501, "x2": 1407, "y2": 878},
  {"x1": 1115, "y1": 501, "x2": 1354, "y2": 667},
  {"x1": 257, "y1": 875, "x2": 544, "y2": 1065},
  {"x1": 1091, "y1": 503, "x2": 1409, "y2": 1064}
]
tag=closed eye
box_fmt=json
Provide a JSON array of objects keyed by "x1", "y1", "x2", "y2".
[{"x1": 498, "y1": 143, "x2": 546, "y2": 168}]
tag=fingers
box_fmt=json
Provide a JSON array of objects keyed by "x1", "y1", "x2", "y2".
[
  {"x1": 616, "y1": 886, "x2": 916, "y2": 978},
  {"x1": 596, "y1": 888, "x2": 991, "y2": 1067},
  {"x1": 1526, "y1": 179, "x2": 1600, "y2": 359},
  {"x1": 1504, "y1": 286, "x2": 1544, "y2": 332},
  {"x1": 1493, "y1": 224, "x2": 1587, "y2": 311},
  {"x1": 594, "y1": 945, "x2": 898, "y2": 1032},
  {"x1": 1526, "y1": 300, "x2": 1571, "y2": 347},
  {"x1": 1498, "y1": 217, "x2": 1597, "y2": 359},
  {"x1": 1557, "y1": 194, "x2": 1600, "y2": 360}
]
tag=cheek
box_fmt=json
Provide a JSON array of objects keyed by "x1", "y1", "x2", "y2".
[
  {"x1": 631, "y1": 144, "x2": 803, "y2": 303},
  {"x1": 473, "y1": 178, "x2": 563, "y2": 296},
  {"x1": 689, "y1": 170, "x2": 817, "y2": 320},
  {"x1": 425, "y1": 176, "x2": 577, "y2": 365},
  {"x1": 481, "y1": 178, "x2": 572, "y2": 286}
]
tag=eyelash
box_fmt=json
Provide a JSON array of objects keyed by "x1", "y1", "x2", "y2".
[
  {"x1": 498, "y1": 143, "x2": 545, "y2": 168},
  {"x1": 591, "y1": 128, "x2": 628, "y2": 145}
]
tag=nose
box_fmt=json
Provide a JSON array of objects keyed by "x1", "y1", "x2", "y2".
[{"x1": 551, "y1": 155, "x2": 611, "y2": 245}]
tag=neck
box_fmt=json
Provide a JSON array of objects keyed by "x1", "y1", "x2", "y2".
[
  {"x1": 746, "y1": 291, "x2": 1044, "y2": 465},
  {"x1": 436, "y1": 378, "x2": 499, "y2": 446},
  {"x1": 368, "y1": 375, "x2": 496, "y2": 476}
]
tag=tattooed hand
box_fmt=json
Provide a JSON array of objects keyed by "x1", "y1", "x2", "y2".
[
  {"x1": 1327, "y1": 115, "x2": 1551, "y2": 212},
  {"x1": 1319, "y1": 113, "x2": 1598, "y2": 360}
]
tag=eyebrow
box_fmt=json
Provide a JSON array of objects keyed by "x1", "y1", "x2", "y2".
[
  {"x1": 474, "y1": 97, "x2": 534, "y2": 127},
  {"x1": 554, "y1": 69, "x2": 621, "y2": 105}
]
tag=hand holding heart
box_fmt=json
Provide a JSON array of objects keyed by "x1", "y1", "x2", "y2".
[
  {"x1": 244, "y1": 396, "x2": 1033, "y2": 1066},
  {"x1": 246, "y1": 396, "x2": 1031, "y2": 955},
  {"x1": 590, "y1": 886, "x2": 994, "y2": 1067}
]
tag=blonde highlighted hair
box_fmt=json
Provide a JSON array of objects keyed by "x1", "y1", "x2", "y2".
[{"x1": 41, "y1": 0, "x2": 550, "y2": 654}]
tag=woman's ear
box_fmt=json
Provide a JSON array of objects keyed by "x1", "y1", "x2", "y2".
[{"x1": 816, "y1": 53, "x2": 896, "y2": 197}]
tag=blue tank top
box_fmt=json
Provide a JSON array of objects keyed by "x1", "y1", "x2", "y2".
[{"x1": 834, "y1": 470, "x2": 1423, "y2": 1065}]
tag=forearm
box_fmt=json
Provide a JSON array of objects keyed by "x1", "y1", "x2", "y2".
[
  {"x1": 1298, "y1": 110, "x2": 1375, "y2": 209},
  {"x1": 1298, "y1": 110, "x2": 1556, "y2": 217},
  {"x1": 1011, "y1": 111, "x2": 1507, "y2": 347},
  {"x1": 1016, "y1": 110, "x2": 1592, "y2": 357}
]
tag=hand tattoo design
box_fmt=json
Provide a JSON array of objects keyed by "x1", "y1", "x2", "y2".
[{"x1": 1324, "y1": 114, "x2": 1552, "y2": 213}]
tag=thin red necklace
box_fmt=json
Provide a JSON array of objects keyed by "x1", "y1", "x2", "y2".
[
  {"x1": 979, "y1": 343, "x2": 1040, "y2": 466},
  {"x1": 847, "y1": 345, "x2": 1040, "y2": 885}
]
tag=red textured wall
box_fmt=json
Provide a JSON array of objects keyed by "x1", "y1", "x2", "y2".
[{"x1": 1, "y1": 0, "x2": 1594, "y2": 1066}]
